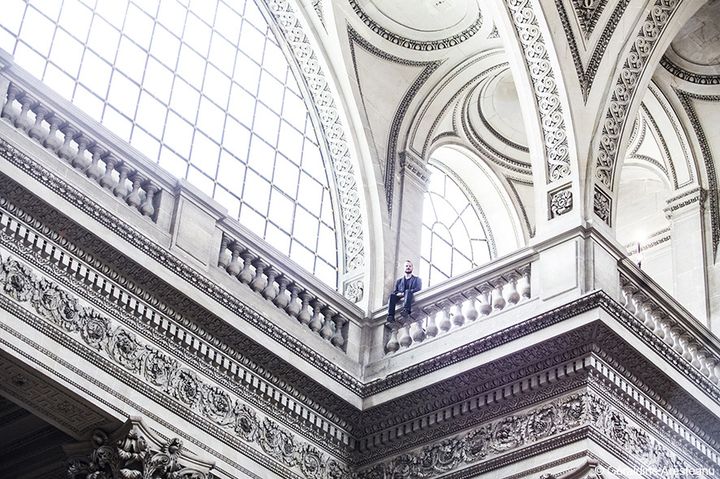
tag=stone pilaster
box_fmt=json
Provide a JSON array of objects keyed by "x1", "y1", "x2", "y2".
[{"x1": 664, "y1": 187, "x2": 709, "y2": 324}]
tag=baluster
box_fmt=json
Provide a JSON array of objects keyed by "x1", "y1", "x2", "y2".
[
  {"x1": 237, "y1": 250, "x2": 254, "y2": 284},
  {"x1": 113, "y1": 163, "x2": 131, "y2": 198},
  {"x1": 505, "y1": 273, "x2": 520, "y2": 304},
  {"x1": 298, "y1": 292, "x2": 312, "y2": 326},
  {"x1": 641, "y1": 303, "x2": 655, "y2": 329},
  {"x1": 620, "y1": 283, "x2": 636, "y2": 311},
  {"x1": 688, "y1": 342, "x2": 701, "y2": 369},
  {"x1": 696, "y1": 351, "x2": 710, "y2": 377},
  {"x1": 661, "y1": 321, "x2": 675, "y2": 347},
  {"x1": 385, "y1": 327, "x2": 399, "y2": 353},
  {"x1": 397, "y1": 323, "x2": 412, "y2": 348},
  {"x1": 678, "y1": 334, "x2": 693, "y2": 363},
  {"x1": 450, "y1": 295, "x2": 465, "y2": 327},
  {"x1": 461, "y1": 290, "x2": 478, "y2": 322},
  {"x1": 225, "y1": 241, "x2": 242, "y2": 276},
  {"x1": 309, "y1": 300, "x2": 324, "y2": 332},
  {"x1": 424, "y1": 307, "x2": 438, "y2": 337},
  {"x1": 218, "y1": 236, "x2": 232, "y2": 269},
  {"x1": 711, "y1": 360, "x2": 720, "y2": 385},
  {"x1": 491, "y1": 280, "x2": 506, "y2": 310},
  {"x1": 58, "y1": 125, "x2": 80, "y2": 162},
  {"x1": 409, "y1": 315, "x2": 426, "y2": 343},
  {"x1": 669, "y1": 326, "x2": 684, "y2": 355},
  {"x1": 250, "y1": 259, "x2": 268, "y2": 293},
  {"x1": 332, "y1": 315, "x2": 346, "y2": 348},
  {"x1": 1, "y1": 83, "x2": 21, "y2": 121},
  {"x1": 43, "y1": 114, "x2": 64, "y2": 152},
  {"x1": 273, "y1": 276, "x2": 290, "y2": 309},
  {"x1": 126, "y1": 172, "x2": 143, "y2": 209},
  {"x1": 320, "y1": 306, "x2": 335, "y2": 340},
  {"x1": 86, "y1": 144, "x2": 105, "y2": 180},
  {"x1": 14, "y1": 94, "x2": 35, "y2": 131},
  {"x1": 437, "y1": 302, "x2": 452, "y2": 333},
  {"x1": 140, "y1": 181, "x2": 158, "y2": 218},
  {"x1": 652, "y1": 313, "x2": 666, "y2": 338},
  {"x1": 519, "y1": 266, "x2": 531, "y2": 298},
  {"x1": 99, "y1": 154, "x2": 118, "y2": 190},
  {"x1": 478, "y1": 285, "x2": 492, "y2": 316},
  {"x1": 72, "y1": 135, "x2": 92, "y2": 170},
  {"x1": 631, "y1": 294, "x2": 647, "y2": 322},
  {"x1": 286, "y1": 285, "x2": 301, "y2": 317},
  {"x1": 262, "y1": 267, "x2": 278, "y2": 301},
  {"x1": 28, "y1": 104, "x2": 49, "y2": 142}
]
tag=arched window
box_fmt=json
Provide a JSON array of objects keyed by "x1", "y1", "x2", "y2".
[
  {"x1": 420, "y1": 163, "x2": 491, "y2": 287},
  {"x1": 0, "y1": 0, "x2": 339, "y2": 287}
]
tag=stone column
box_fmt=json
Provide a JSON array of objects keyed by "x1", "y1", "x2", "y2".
[{"x1": 664, "y1": 187, "x2": 709, "y2": 324}]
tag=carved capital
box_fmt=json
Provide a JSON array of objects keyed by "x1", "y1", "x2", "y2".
[
  {"x1": 399, "y1": 150, "x2": 430, "y2": 185},
  {"x1": 65, "y1": 417, "x2": 215, "y2": 479}
]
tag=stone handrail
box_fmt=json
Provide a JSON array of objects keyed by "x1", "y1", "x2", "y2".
[
  {"x1": 218, "y1": 226, "x2": 364, "y2": 354},
  {"x1": 381, "y1": 248, "x2": 535, "y2": 353},
  {"x1": 618, "y1": 261, "x2": 720, "y2": 387},
  {"x1": 0, "y1": 49, "x2": 176, "y2": 227}
]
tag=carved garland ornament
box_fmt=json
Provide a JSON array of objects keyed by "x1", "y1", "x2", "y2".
[
  {"x1": 507, "y1": 0, "x2": 572, "y2": 183},
  {"x1": 594, "y1": 0, "x2": 681, "y2": 188},
  {"x1": 355, "y1": 392, "x2": 693, "y2": 478},
  {"x1": 263, "y1": 0, "x2": 365, "y2": 289},
  {"x1": 0, "y1": 253, "x2": 350, "y2": 479}
]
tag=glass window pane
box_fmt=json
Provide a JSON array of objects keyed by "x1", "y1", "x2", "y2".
[
  {"x1": 184, "y1": 12, "x2": 211, "y2": 56},
  {"x1": 124, "y1": 3, "x2": 154, "y2": 48},
  {"x1": 50, "y1": 29, "x2": 84, "y2": 78},
  {"x1": 87, "y1": 16, "x2": 119, "y2": 60},
  {"x1": 21, "y1": 7, "x2": 55, "y2": 56},
  {"x1": 151, "y1": 25, "x2": 181, "y2": 69},
  {"x1": 115, "y1": 36, "x2": 147, "y2": 83},
  {"x1": 190, "y1": 131, "x2": 220, "y2": 176},
  {"x1": 164, "y1": 111, "x2": 194, "y2": 158},
  {"x1": 144, "y1": 57, "x2": 174, "y2": 103},
  {"x1": 157, "y1": 0, "x2": 187, "y2": 37},
  {"x1": 59, "y1": 1, "x2": 93, "y2": 42}
]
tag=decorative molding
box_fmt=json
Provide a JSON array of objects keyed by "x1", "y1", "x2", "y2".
[
  {"x1": 594, "y1": 0, "x2": 681, "y2": 189},
  {"x1": 0, "y1": 195, "x2": 355, "y2": 450},
  {"x1": 347, "y1": 0, "x2": 483, "y2": 51},
  {"x1": 476, "y1": 74, "x2": 529, "y2": 153},
  {"x1": 66, "y1": 417, "x2": 215, "y2": 479},
  {"x1": 311, "y1": 0, "x2": 324, "y2": 27},
  {"x1": 555, "y1": 0, "x2": 631, "y2": 102},
  {"x1": 507, "y1": 0, "x2": 571, "y2": 182},
  {"x1": 593, "y1": 186, "x2": 611, "y2": 225},
  {"x1": 399, "y1": 151, "x2": 430, "y2": 184},
  {"x1": 0, "y1": 252, "x2": 351, "y2": 479},
  {"x1": 660, "y1": 56, "x2": 720, "y2": 85},
  {"x1": 664, "y1": 187, "x2": 706, "y2": 219},
  {"x1": 638, "y1": 102, "x2": 677, "y2": 188},
  {"x1": 346, "y1": 26, "x2": 441, "y2": 214},
  {"x1": 0, "y1": 139, "x2": 366, "y2": 395},
  {"x1": 675, "y1": 89, "x2": 720, "y2": 256},
  {"x1": 355, "y1": 392, "x2": 703, "y2": 478},
  {"x1": 262, "y1": 0, "x2": 366, "y2": 288}
]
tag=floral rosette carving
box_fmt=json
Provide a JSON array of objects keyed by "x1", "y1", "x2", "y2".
[
  {"x1": 388, "y1": 454, "x2": 417, "y2": 478},
  {"x1": 32, "y1": 278, "x2": 82, "y2": 330},
  {"x1": 526, "y1": 405, "x2": 557, "y2": 440},
  {"x1": 0, "y1": 257, "x2": 35, "y2": 302},
  {"x1": 107, "y1": 328, "x2": 146, "y2": 373},
  {"x1": 463, "y1": 425, "x2": 491, "y2": 461},
  {"x1": 602, "y1": 411, "x2": 629, "y2": 444},
  {"x1": 260, "y1": 418, "x2": 298, "y2": 466},
  {"x1": 418, "y1": 438, "x2": 463, "y2": 476},
  {"x1": 143, "y1": 350, "x2": 177, "y2": 388},
  {"x1": 202, "y1": 386, "x2": 234, "y2": 426},
  {"x1": 558, "y1": 393, "x2": 586, "y2": 425},
  {"x1": 299, "y1": 444, "x2": 324, "y2": 479},
  {"x1": 79, "y1": 309, "x2": 110, "y2": 349},
  {"x1": 326, "y1": 459, "x2": 350, "y2": 479},
  {"x1": 490, "y1": 416, "x2": 521, "y2": 452},
  {"x1": 233, "y1": 403, "x2": 260, "y2": 442},
  {"x1": 171, "y1": 370, "x2": 202, "y2": 407}
]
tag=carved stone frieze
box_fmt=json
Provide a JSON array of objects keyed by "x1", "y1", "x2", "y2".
[
  {"x1": 66, "y1": 417, "x2": 215, "y2": 479},
  {"x1": 506, "y1": 0, "x2": 571, "y2": 182},
  {"x1": 0, "y1": 252, "x2": 351, "y2": 478},
  {"x1": 347, "y1": 0, "x2": 483, "y2": 51},
  {"x1": 355, "y1": 392, "x2": 699, "y2": 478},
  {"x1": 594, "y1": 0, "x2": 681, "y2": 188}
]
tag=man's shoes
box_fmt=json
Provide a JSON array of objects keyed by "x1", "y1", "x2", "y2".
[{"x1": 385, "y1": 317, "x2": 395, "y2": 328}]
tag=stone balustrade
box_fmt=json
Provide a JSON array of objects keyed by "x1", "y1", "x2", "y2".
[
  {"x1": 0, "y1": 79, "x2": 161, "y2": 221},
  {"x1": 218, "y1": 232, "x2": 351, "y2": 351},
  {"x1": 384, "y1": 262, "x2": 532, "y2": 353},
  {"x1": 619, "y1": 272, "x2": 720, "y2": 387}
]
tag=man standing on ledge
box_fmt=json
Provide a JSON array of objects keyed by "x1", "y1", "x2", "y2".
[{"x1": 386, "y1": 260, "x2": 422, "y2": 325}]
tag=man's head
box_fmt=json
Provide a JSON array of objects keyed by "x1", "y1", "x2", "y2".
[{"x1": 404, "y1": 260, "x2": 414, "y2": 275}]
